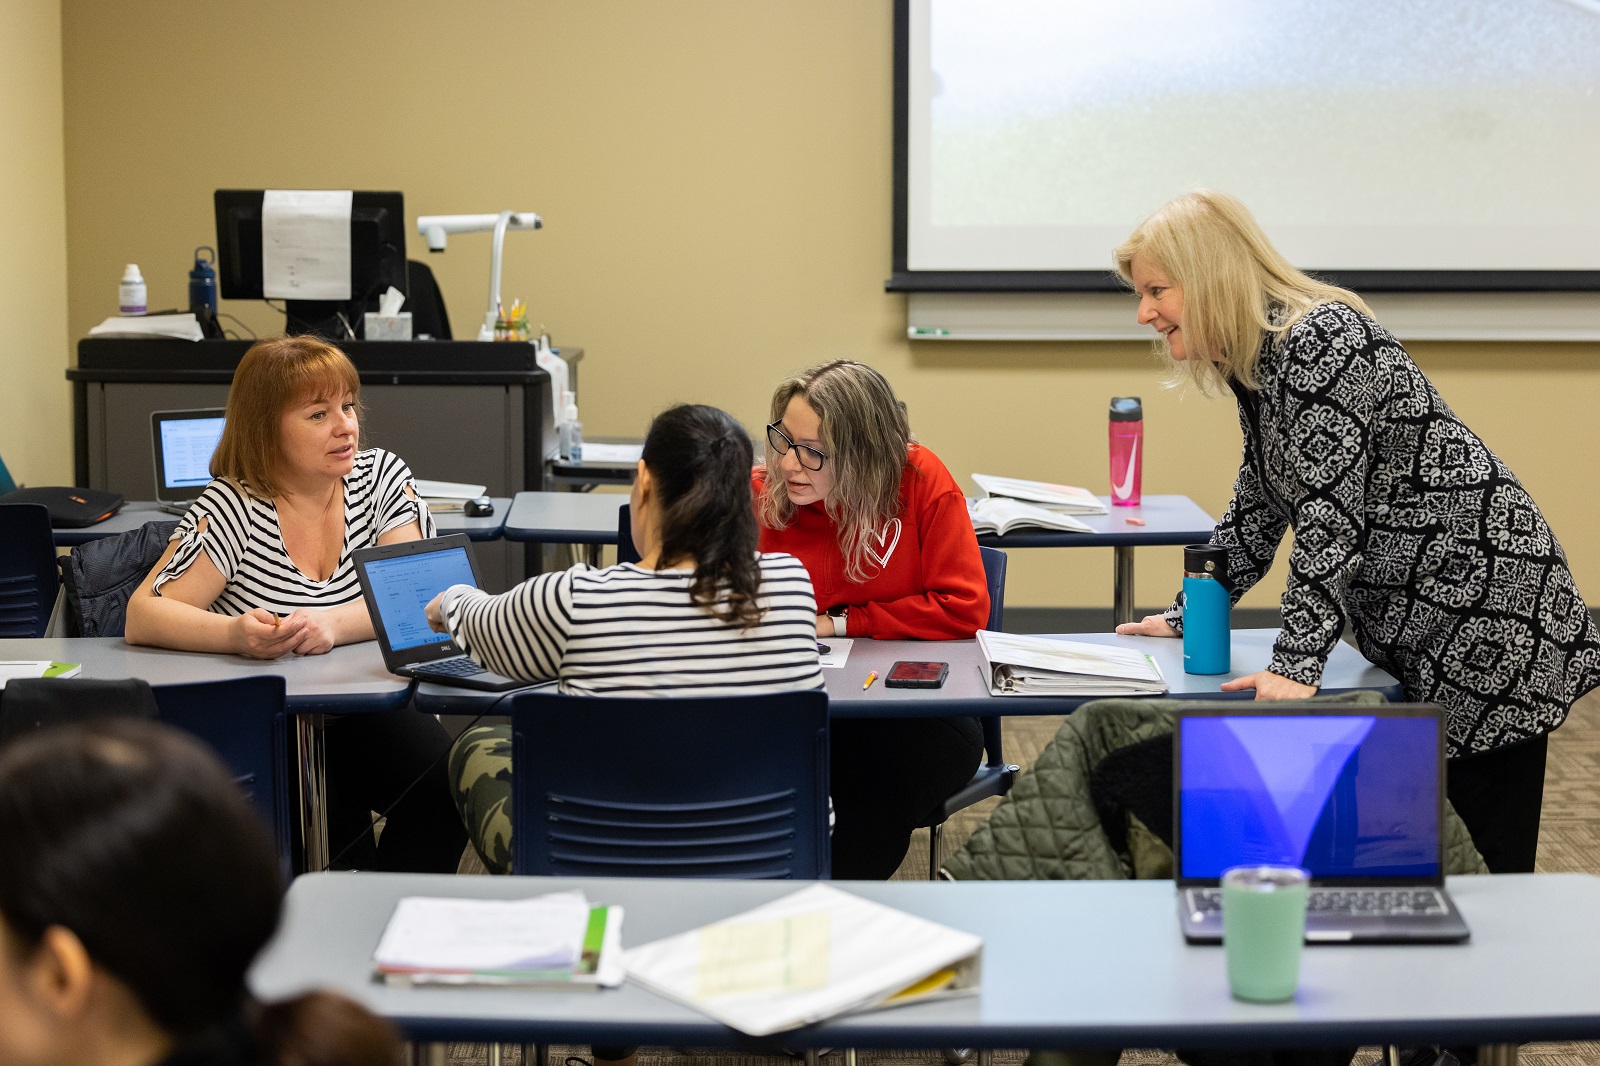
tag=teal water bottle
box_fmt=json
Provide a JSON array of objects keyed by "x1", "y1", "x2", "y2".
[{"x1": 1183, "y1": 543, "x2": 1232, "y2": 675}]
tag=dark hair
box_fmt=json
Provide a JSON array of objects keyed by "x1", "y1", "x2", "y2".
[
  {"x1": 642, "y1": 404, "x2": 764, "y2": 628},
  {"x1": 0, "y1": 719, "x2": 399, "y2": 1066}
]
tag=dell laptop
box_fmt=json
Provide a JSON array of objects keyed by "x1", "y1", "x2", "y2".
[
  {"x1": 352, "y1": 535, "x2": 526, "y2": 692},
  {"x1": 151, "y1": 408, "x2": 226, "y2": 514},
  {"x1": 1174, "y1": 704, "x2": 1470, "y2": 944}
]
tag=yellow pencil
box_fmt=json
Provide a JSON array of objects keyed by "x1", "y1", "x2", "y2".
[
  {"x1": 272, "y1": 613, "x2": 281, "y2": 628},
  {"x1": 862, "y1": 671, "x2": 878, "y2": 690}
]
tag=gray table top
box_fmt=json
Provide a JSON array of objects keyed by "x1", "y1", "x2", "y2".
[
  {"x1": 410, "y1": 629, "x2": 1401, "y2": 717},
  {"x1": 0, "y1": 637, "x2": 414, "y2": 710},
  {"x1": 54, "y1": 499, "x2": 514, "y2": 545},
  {"x1": 503, "y1": 491, "x2": 627, "y2": 544},
  {"x1": 250, "y1": 871, "x2": 1600, "y2": 1048},
  {"x1": 975, "y1": 494, "x2": 1218, "y2": 549}
]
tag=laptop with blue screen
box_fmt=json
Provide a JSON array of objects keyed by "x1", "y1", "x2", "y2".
[
  {"x1": 1174, "y1": 704, "x2": 1470, "y2": 944},
  {"x1": 351, "y1": 535, "x2": 524, "y2": 691},
  {"x1": 151, "y1": 409, "x2": 226, "y2": 513}
]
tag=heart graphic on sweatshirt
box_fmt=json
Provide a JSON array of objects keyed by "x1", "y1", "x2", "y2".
[{"x1": 863, "y1": 518, "x2": 902, "y2": 570}]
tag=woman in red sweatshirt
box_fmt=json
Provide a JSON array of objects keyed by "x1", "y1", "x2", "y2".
[{"x1": 753, "y1": 359, "x2": 988, "y2": 878}]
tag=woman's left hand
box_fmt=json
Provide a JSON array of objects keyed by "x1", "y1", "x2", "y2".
[
  {"x1": 426, "y1": 591, "x2": 449, "y2": 633},
  {"x1": 815, "y1": 613, "x2": 836, "y2": 638},
  {"x1": 285, "y1": 608, "x2": 340, "y2": 656},
  {"x1": 1220, "y1": 670, "x2": 1317, "y2": 700}
]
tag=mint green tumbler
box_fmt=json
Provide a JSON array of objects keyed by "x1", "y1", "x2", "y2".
[{"x1": 1221, "y1": 866, "x2": 1309, "y2": 1002}]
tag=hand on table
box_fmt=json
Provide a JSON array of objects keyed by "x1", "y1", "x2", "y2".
[
  {"x1": 1221, "y1": 670, "x2": 1318, "y2": 700},
  {"x1": 815, "y1": 613, "x2": 836, "y2": 638},
  {"x1": 1115, "y1": 613, "x2": 1178, "y2": 638},
  {"x1": 284, "y1": 608, "x2": 339, "y2": 656},
  {"x1": 233, "y1": 609, "x2": 308, "y2": 659}
]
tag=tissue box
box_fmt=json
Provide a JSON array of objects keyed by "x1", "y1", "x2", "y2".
[{"x1": 363, "y1": 312, "x2": 413, "y2": 341}]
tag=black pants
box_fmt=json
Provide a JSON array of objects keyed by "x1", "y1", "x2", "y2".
[
  {"x1": 323, "y1": 710, "x2": 467, "y2": 873},
  {"x1": 1446, "y1": 730, "x2": 1550, "y2": 874},
  {"x1": 829, "y1": 715, "x2": 985, "y2": 880}
]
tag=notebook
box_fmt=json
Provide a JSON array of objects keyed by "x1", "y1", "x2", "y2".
[
  {"x1": 151, "y1": 409, "x2": 226, "y2": 513},
  {"x1": 351, "y1": 535, "x2": 526, "y2": 691},
  {"x1": 1173, "y1": 704, "x2": 1470, "y2": 944}
]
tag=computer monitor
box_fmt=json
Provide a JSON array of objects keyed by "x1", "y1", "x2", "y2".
[{"x1": 213, "y1": 190, "x2": 407, "y2": 339}]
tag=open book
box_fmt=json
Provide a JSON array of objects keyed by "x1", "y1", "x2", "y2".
[
  {"x1": 624, "y1": 883, "x2": 981, "y2": 1037},
  {"x1": 373, "y1": 890, "x2": 624, "y2": 989},
  {"x1": 968, "y1": 496, "x2": 1093, "y2": 536},
  {"x1": 970, "y1": 474, "x2": 1107, "y2": 515},
  {"x1": 976, "y1": 630, "x2": 1166, "y2": 696}
]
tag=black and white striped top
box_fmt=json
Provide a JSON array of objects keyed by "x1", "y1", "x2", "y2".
[
  {"x1": 436, "y1": 554, "x2": 825, "y2": 696},
  {"x1": 153, "y1": 448, "x2": 434, "y2": 616}
]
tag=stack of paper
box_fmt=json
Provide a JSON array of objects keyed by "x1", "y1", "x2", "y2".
[
  {"x1": 0, "y1": 661, "x2": 82, "y2": 688},
  {"x1": 976, "y1": 630, "x2": 1166, "y2": 697},
  {"x1": 970, "y1": 474, "x2": 1108, "y2": 515},
  {"x1": 373, "y1": 890, "x2": 624, "y2": 988},
  {"x1": 87, "y1": 314, "x2": 205, "y2": 341},
  {"x1": 414, "y1": 480, "x2": 488, "y2": 513},
  {"x1": 624, "y1": 883, "x2": 981, "y2": 1036},
  {"x1": 968, "y1": 497, "x2": 1093, "y2": 536}
]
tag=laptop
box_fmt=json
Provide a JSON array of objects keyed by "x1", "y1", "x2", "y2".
[
  {"x1": 1174, "y1": 704, "x2": 1470, "y2": 944},
  {"x1": 151, "y1": 408, "x2": 226, "y2": 514},
  {"x1": 351, "y1": 535, "x2": 526, "y2": 691}
]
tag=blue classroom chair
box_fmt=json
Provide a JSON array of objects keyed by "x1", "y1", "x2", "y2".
[
  {"x1": 921, "y1": 545, "x2": 1020, "y2": 879},
  {"x1": 0, "y1": 503, "x2": 59, "y2": 638},
  {"x1": 509, "y1": 690, "x2": 830, "y2": 878},
  {"x1": 616, "y1": 502, "x2": 641, "y2": 565}
]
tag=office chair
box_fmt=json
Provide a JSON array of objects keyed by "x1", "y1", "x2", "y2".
[
  {"x1": 508, "y1": 690, "x2": 830, "y2": 878},
  {"x1": 404, "y1": 260, "x2": 452, "y2": 340},
  {"x1": 921, "y1": 545, "x2": 1019, "y2": 879},
  {"x1": 0, "y1": 676, "x2": 294, "y2": 878},
  {"x1": 152, "y1": 676, "x2": 295, "y2": 878},
  {"x1": 0, "y1": 503, "x2": 59, "y2": 638},
  {"x1": 616, "y1": 502, "x2": 641, "y2": 565}
]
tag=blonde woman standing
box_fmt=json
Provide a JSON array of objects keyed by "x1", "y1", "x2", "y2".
[
  {"x1": 754, "y1": 359, "x2": 988, "y2": 878},
  {"x1": 1114, "y1": 190, "x2": 1600, "y2": 873}
]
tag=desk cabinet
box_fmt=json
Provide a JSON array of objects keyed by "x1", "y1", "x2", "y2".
[{"x1": 71, "y1": 339, "x2": 576, "y2": 591}]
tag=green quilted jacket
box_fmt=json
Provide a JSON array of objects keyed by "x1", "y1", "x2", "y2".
[{"x1": 944, "y1": 694, "x2": 1489, "y2": 882}]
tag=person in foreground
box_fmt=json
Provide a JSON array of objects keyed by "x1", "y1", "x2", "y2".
[
  {"x1": 124, "y1": 335, "x2": 465, "y2": 873},
  {"x1": 0, "y1": 717, "x2": 401, "y2": 1066},
  {"x1": 754, "y1": 359, "x2": 988, "y2": 879},
  {"x1": 1114, "y1": 189, "x2": 1600, "y2": 873},
  {"x1": 429, "y1": 403, "x2": 825, "y2": 876}
]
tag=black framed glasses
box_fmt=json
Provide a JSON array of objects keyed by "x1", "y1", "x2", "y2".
[{"x1": 765, "y1": 422, "x2": 828, "y2": 471}]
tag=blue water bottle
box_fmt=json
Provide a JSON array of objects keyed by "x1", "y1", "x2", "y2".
[
  {"x1": 1183, "y1": 543, "x2": 1232, "y2": 675},
  {"x1": 189, "y1": 246, "x2": 217, "y2": 315}
]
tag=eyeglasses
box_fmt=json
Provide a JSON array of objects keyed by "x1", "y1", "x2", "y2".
[{"x1": 765, "y1": 422, "x2": 828, "y2": 472}]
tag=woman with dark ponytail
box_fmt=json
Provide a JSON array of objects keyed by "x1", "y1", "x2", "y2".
[
  {"x1": 428, "y1": 404, "x2": 824, "y2": 877},
  {"x1": 0, "y1": 717, "x2": 399, "y2": 1066}
]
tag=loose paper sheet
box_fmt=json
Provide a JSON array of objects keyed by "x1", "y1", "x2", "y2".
[
  {"x1": 817, "y1": 638, "x2": 853, "y2": 669},
  {"x1": 373, "y1": 891, "x2": 591, "y2": 972},
  {"x1": 262, "y1": 190, "x2": 353, "y2": 300}
]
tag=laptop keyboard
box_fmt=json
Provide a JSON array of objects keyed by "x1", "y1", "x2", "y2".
[
  {"x1": 411, "y1": 656, "x2": 485, "y2": 678},
  {"x1": 1191, "y1": 886, "x2": 1449, "y2": 918}
]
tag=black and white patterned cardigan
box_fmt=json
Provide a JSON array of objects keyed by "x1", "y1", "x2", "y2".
[{"x1": 1165, "y1": 302, "x2": 1600, "y2": 756}]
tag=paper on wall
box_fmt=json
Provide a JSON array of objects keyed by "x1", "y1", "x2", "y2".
[{"x1": 262, "y1": 190, "x2": 353, "y2": 300}]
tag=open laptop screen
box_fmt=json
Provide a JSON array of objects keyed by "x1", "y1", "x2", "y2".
[
  {"x1": 153, "y1": 411, "x2": 226, "y2": 494},
  {"x1": 361, "y1": 545, "x2": 477, "y2": 652},
  {"x1": 1177, "y1": 713, "x2": 1441, "y2": 881}
]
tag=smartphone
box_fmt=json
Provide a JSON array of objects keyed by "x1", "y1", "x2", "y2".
[{"x1": 885, "y1": 660, "x2": 950, "y2": 688}]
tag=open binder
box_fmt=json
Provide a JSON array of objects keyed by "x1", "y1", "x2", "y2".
[{"x1": 623, "y1": 884, "x2": 981, "y2": 1037}]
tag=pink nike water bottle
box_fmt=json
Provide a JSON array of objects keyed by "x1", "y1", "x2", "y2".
[{"x1": 1109, "y1": 396, "x2": 1143, "y2": 507}]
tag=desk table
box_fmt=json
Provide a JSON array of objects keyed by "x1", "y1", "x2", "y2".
[
  {"x1": 502, "y1": 491, "x2": 625, "y2": 566},
  {"x1": 54, "y1": 499, "x2": 514, "y2": 546},
  {"x1": 546, "y1": 436, "x2": 644, "y2": 488},
  {"x1": 977, "y1": 495, "x2": 1218, "y2": 626},
  {"x1": 252, "y1": 871, "x2": 1600, "y2": 1055},
  {"x1": 410, "y1": 629, "x2": 1402, "y2": 717},
  {"x1": 0, "y1": 637, "x2": 415, "y2": 871}
]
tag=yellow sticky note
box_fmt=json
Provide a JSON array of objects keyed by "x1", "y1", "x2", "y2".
[{"x1": 695, "y1": 913, "x2": 831, "y2": 998}]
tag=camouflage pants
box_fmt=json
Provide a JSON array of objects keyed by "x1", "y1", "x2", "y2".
[{"x1": 448, "y1": 724, "x2": 514, "y2": 875}]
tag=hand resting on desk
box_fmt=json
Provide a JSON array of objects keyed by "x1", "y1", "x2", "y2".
[{"x1": 1115, "y1": 613, "x2": 1178, "y2": 638}]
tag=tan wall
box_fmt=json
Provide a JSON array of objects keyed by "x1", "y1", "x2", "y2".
[
  {"x1": 57, "y1": 1, "x2": 1600, "y2": 608},
  {"x1": 1, "y1": 0, "x2": 70, "y2": 487}
]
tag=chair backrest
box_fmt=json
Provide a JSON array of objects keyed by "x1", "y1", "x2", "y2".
[
  {"x1": 509, "y1": 690, "x2": 830, "y2": 878},
  {"x1": 616, "y1": 502, "x2": 641, "y2": 565},
  {"x1": 151, "y1": 676, "x2": 294, "y2": 878},
  {"x1": 0, "y1": 504, "x2": 59, "y2": 638},
  {"x1": 978, "y1": 545, "x2": 1006, "y2": 632},
  {"x1": 402, "y1": 259, "x2": 452, "y2": 340}
]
